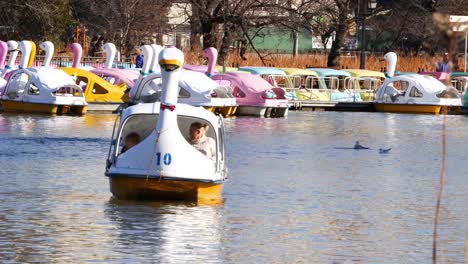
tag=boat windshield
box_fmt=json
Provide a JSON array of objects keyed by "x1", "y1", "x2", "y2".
[
  {"x1": 305, "y1": 76, "x2": 324, "y2": 89},
  {"x1": 451, "y1": 77, "x2": 468, "y2": 93},
  {"x1": 436, "y1": 87, "x2": 461, "y2": 98},
  {"x1": 262, "y1": 75, "x2": 293, "y2": 88},
  {"x1": 324, "y1": 77, "x2": 345, "y2": 90},
  {"x1": 53, "y1": 85, "x2": 83, "y2": 97},
  {"x1": 5, "y1": 72, "x2": 29, "y2": 99},
  {"x1": 114, "y1": 114, "x2": 218, "y2": 159}
]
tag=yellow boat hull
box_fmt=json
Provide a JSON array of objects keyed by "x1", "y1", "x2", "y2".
[
  {"x1": 109, "y1": 177, "x2": 224, "y2": 204},
  {"x1": 360, "y1": 92, "x2": 375, "y2": 102},
  {"x1": 375, "y1": 103, "x2": 445, "y2": 114},
  {"x1": 0, "y1": 100, "x2": 87, "y2": 115},
  {"x1": 204, "y1": 106, "x2": 237, "y2": 117}
]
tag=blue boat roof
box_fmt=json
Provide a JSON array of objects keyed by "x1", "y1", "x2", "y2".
[
  {"x1": 452, "y1": 72, "x2": 468, "y2": 77},
  {"x1": 394, "y1": 71, "x2": 417, "y2": 76},
  {"x1": 307, "y1": 68, "x2": 351, "y2": 77},
  {"x1": 238, "y1": 66, "x2": 286, "y2": 76}
]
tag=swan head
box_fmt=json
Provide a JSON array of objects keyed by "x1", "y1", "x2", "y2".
[
  {"x1": 69, "y1": 43, "x2": 82, "y2": 53},
  {"x1": 149, "y1": 44, "x2": 163, "y2": 73},
  {"x1": 5, "y1": 41, "x2": 19, "y2": 69},
  {"x1": 7, "y1": 40, "x2": 18, "y2": 52},
  {"x1": 203, "y1": 47, "x2": 218, "y2": 76},
  {"x1": 0, "y1": 41, "x2": 7, "y2": 66},
  {"x1": 383, "y1": 52, "x2": 397, "y2": 63},
  {"x1": 383, "y1": 52, "x2": 397, "y2": 78},
  {"x1": 203, "y1": 47, "x2": 218, "y2": 61},
  {"x1": 39, "y1": 41, "x2": 54, "y2": 52},
  {"x1": 68, "y1": 43, "x2": 83, "y2": 68},
  {"x1": 139, "y1": 45, "x2": 154, "y2": 76},
  {"x1": 39, "y1": 41, "x2": 54, "y2": 67},
  {"x1": 19, "y1": 40, "x2": 32, "y2": 69},
  {"x1": 27, "y1": 41, "x2": 37, "y2": 67},
  {"x1": 103, "y1": 42, "x2": 116, "y2": 54},
  {"x1": 158, "y1": 47, "x2": 184, "y2": 111},
  {"x1": 103, "y1": 43, "x2": 116, "y2": 68},
  {"x1": 159, "y1": 47, "x2": 184, "y2": 72}
]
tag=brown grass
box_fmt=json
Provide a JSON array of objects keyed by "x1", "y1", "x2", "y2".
[{"x1": 184, "y1": 50, "x2": 466, "y2": 73}]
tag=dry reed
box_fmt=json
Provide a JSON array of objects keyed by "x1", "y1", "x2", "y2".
[{"x1": 184, "y1": 50, "x2": 466, "y2": 73}]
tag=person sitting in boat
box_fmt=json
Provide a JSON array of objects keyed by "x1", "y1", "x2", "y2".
[
  {"x1": 189, "y1": 122, "x2": 216, "y2": 161},
  {"x1": 121, "y1": 132, "x2": 141, "y2": 153}
]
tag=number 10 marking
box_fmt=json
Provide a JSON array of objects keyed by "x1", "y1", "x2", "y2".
[{"x1": 156, "y1": 152, "x2": 172, "y2": 166}]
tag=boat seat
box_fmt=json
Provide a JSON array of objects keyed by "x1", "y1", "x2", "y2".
[
  {"x1": 213, "y1": 86, "x2": 234, "y2": 98},
  {"x1": 105, "y1": 76, "x2": 116, "y2": 84}
]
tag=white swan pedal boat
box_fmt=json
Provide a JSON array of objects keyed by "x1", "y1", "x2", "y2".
[
  {"x1": 374, "y1": 52, "x2": 462, "y2": 114},
  {"x1": 105, "y1": 47, "x2": 227, "y2": 203},
  {"x1": 0, "y1": 67, "x2": 87, "y2": 115},
  {"x1": 375, "y1": 74, "x2": 462, "y2": 114}
]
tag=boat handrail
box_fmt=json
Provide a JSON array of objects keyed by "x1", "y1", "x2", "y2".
[{"x1": 106, "y1": 114, "x2": 121, "y2": 169}]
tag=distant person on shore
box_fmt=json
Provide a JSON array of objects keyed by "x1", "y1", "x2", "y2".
[
  {"x1": 239, "y1": 40, "x2": 247, "y2": 61},
  {"x1": 436, "y1": 52, "x2": 452, "y2": 73},
  {"x1": 135, "y1": 48, "x2": 144, "y2": 68}
]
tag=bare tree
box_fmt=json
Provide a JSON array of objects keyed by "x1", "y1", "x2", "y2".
[
  {"x1": 185, "y1": 0, "x2": 225, "y2": 50},
  {"x1": 70, "y1": 0, "x2": 170, "y2": 56}
]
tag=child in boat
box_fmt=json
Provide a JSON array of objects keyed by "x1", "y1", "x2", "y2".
[
  {"x1": 122, "y1": 132, "x2": 141, "y2": 153},
  {"x1": 189, "y1": 122, "x2": 216, "y2": 160}
]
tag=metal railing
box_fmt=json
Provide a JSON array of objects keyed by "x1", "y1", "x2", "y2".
[{"x1": 28, "y1": 55, "x2": 135, "y2": 69}]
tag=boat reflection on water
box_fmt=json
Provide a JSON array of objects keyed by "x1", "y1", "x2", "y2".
[
  {"x1": 104, "y1": 199, "x2": 223, "y2": 262},
  {"x1": 82, "y1": 113, "x2": 117, "y2": 128}
]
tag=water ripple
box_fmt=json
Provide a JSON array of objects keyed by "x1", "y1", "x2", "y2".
[{"x1": 0, "y1": 112, "x2": 467, "y2": 263}]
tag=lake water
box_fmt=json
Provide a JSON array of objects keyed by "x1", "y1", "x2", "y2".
[{"x1": 1, "y1": 111, "x2": 468, "y2": 263}]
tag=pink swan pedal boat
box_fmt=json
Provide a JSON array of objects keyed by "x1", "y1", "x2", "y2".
[{"x1": 211, "y1": 72, "x2": 289, "y2": 117}]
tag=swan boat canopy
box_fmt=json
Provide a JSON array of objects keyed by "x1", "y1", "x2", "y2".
[
  {"x1": 343, "y1": 69, "x2": 385, "y2": 101},
  {"x1": 215, "y1": 65, "x2": 242, "y2": 73},
  {"x1": 281, "y1": 68, "x2": 330, "y2": 101},
  {"x1": 375, "y1": 74, "x2": 462, "y2": 114},
  {"x1": 305, "y1": 68, "x2": 365, "y2": 102},
  {"x1": 238, "y1": 66, "x2": 289, "y2": 88},
  {"x1": 105, "y1": 47, "x2": 227, "y2": 203},
  {"x1": 0, "y1": 67, "x2": 87, "y2": 115},
  {"x1": 129, "y1": 69, "x2": 238, "y2": 117}
]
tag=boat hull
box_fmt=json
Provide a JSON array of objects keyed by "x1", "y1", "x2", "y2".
[
  {"x1": 0, "y1": 100, "x2": 87, "y2": 115},
  {"x1": 204, "y1": 106, "x2": 238, "y2": 117},
  {"x1": 236, "y1": 106, "x2": 288, "y2": 117},
  {"x1": 109, "y1": 177, "x2": 223, "y2": 204},
  {"x1": 87, "y1": 103, "x2": 121, "y2": 112},
  {"x1": 374, "y1": 103, "x2": 460, "y2": 114}
]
